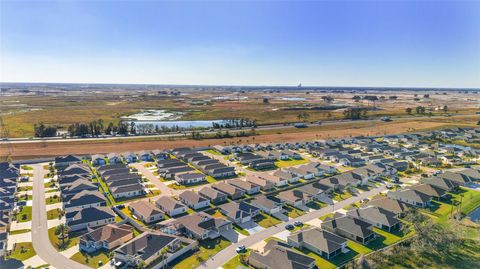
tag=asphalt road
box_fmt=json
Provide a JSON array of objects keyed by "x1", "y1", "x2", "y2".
[
  {"x1": 31, "y1": 164, "x2": 91, "y2": 269},
  {"x1": 3, "y1": 114, "x2": 471, "y2": 144},
  {"x1": 198, "y1": 185, "x2": 386, "y2": 269}
]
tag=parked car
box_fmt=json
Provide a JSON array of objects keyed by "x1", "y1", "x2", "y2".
[
  {"x1": 236, "y1": 245, "x2": 246, "y2": 253},
  {"x1": 285, "y1": 224, "x2": 294, "y2": 230},
  {"x1": 294, "y1": 221, "x2": 303, "y2": 227}
]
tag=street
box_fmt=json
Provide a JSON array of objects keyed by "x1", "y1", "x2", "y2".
[
  {"x1": 198, "y1": 185, "x2": 386, "y2": 269},
  {"x1": 31, "y1": 164, "x2": 91, "y2": 269}
]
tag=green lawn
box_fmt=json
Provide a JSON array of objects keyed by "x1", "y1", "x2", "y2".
[
  {"x1": 70, "y1": 251, "x2": 110, "y2": 268},
  {"x1": 47, "y1": 208, "x2": 61, "y2": 220},
  {"x1": 205, "y1": 149, "x2": 223, "y2": 155},
  {"x1": 424, "y1": 188, "x2": 480, "y2": 221},
  {"x1": 8, "y1": 242, "x2": 36, "y2": 261},
  {"x1": 256, "y1": 212, "x2": 282, "y2": 228},
  {"x1": 120, "y1": 207, "x2": 144, "y2": 226},
  {"x1": 319, "y1": 212, "x2": 334, "y2": 221},
  {"x1": 48, "y1": 226, "x2": 79, "y2": 251},
  {"x1": 332, "y1": 191, "x2": 353, "y2": 201},
  {"x1": 284, "y1": 205, "x2": 306, "y2": 218},
  {"x1": 222, "y1": 250, "x2": 251, "y2": 269},
  {"x1": 46, "y1": 195, "x2": 61, "y2": 205},
  {"x1": 172, "y1": 238, "x2": 231, "y2": 269},
  {"x1": 233, "y1": 224, "x2": 250, "y2": 236},
  {"x1": 9, "y1": 229, "x2": 31, "y2": 235},
  {"x1": 372, "y1": 227, "x2": 415, "y2": 245},
  {"x1": 275, "y1": 158, "x2": 309, "y2": 168},
  {"x1": 16, "y1": 206, "x2": 32, "y2": 222},
  {"x1": 17, "y1": 186, "x2": 33, "y2": 192}
]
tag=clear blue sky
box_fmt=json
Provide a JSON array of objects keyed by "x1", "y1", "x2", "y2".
[{"x1": 1, "y1": 0, "x2": 479, "y2": 87}]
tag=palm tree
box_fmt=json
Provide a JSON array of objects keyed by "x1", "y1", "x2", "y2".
[{"x1": 55, "y1": 224, "x2": 70, "y2": 248}]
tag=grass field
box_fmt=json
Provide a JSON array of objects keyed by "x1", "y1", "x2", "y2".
[
  {"x1": 9, "y1": 229, "x2": 31, "y2": 235},
  {"x1": 275, "y1": 158, "x2": 310, "y2": 168},
  {"x1": 16, "y1": 206, "x2": 32, "y2": 222},
  {"x1": 172, "y1": 238, "x2": 231, "y2": 269},
  {"x1": 70, "y1": 251, "x2": 109, "y2": 268},
  {"x1": 256, "y1": 213, "x2": 282, "y2": 228},
  {"x1": 48, "y1": 226, "x2": 79, "y2": 251},
  {"x1": 8, "y1": 242, "x2": 36, "y2": 261},
  {"x1": 47, "y1": 208, "x2": 61, "y2": 220},
  {"x1": 284, "y1": 205, "x2": 306, "y2": 218}
]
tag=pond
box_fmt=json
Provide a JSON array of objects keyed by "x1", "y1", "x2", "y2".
[
  {"x1": 129, "y1": 120, "x2": 225, "y2": 129},
  {"x1": 280, "y1": 97, "x2": 307, "y2": 101},
  {"x1": 468, "y1": 206, "x2": 480, "y2": 222}
]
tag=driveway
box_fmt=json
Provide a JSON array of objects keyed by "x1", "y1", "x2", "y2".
[
  {"x1": 238, "y1": 221, "x2": 265, "y2": 235},
  {"x1": 220, "y1": 229, "x2": 246, "y2": 243},
  {"x1": 31, "y1": 164, "x2": 91, "y2": 269},
  {"x1": 197, "y1": 185, "x2": 386, "y2": 269},
  {"x1": 131, "y1": 163, "x2": 176, "y2": 196}
]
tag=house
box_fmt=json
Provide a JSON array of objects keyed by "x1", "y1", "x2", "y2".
[
  {"x1": 155, "y1": 196, "x2": 187, "y2": 217},
  {"x1": 287, "y1": 166, "x2": 315, "y2": 180},
  {"x1": 297, "y1": 184, "x2": 330, "y2": 203},
  {"x1": 63, "y1": 190, "x2": 108, "y2": 213},
  {"x1": 260, "y1": 173, "x2": 288, "y2": 187},
  {"x1": 79, "y1": 224, "x2": 134, "y2": 253},
  {"x1": 277, "y1": 189, "x2": 313, "y2": 207},
  {"x1": 0, "y1": 258, "x2": 25, "y2": 269},
  {"x1": 339, "y1": 156, "x2": 365, "y2": 167},
  {"x1": 110, "y1": 184, "x2": 145, "y2": 199},
  {"x1": 152, "y1": 150, "x2": 169, "y2": 160},
  {"x1": 66, "y1": 206, "x2": 116, "y2": 231},
  {"x1": 347, "y1": 207, "x2": 400, "y2": 232},
  {"x1": 366, "y1": 197, "x2": 410, "y2": 216},
  {"x1": 106, "y1": 153, "x2": 122, "y2": 164},
  {"x1": 409, "y1": 184, "x2": 448, "y2": 200},
  {"x1": 179, "y1": 191, "x2": 210, "y2": 210},
  {"x1": 321, "y1": 215, "x2": 376, "y2": 244},
  {"x1": 176, "y1": 212, "x2": 232, "y2": 240},
  {"x1": 212, "y1": 183, "x2": 245, "y2": 200},
  {"x1": 198, "y1": 186, "x2": 228, "y2": 204},
  {"x1": 174, "y1": 172, "x2": 206, "y2": 185},
  {"x1": 138, "y1": 151, "x2": 153, "y2": 162},
  {"x1": 204, "y1": 164, "x2": 236, "y2": 178},
  {"x1": 421, "y1": 176, "x2": 460, "y2": 192},
  {"x1": 227, "y1": 179, "x2": 261, "y2": 195},
  {"x1": 91, "y1": 154, "x2": 106, "y2": 166},
  {"x1": 387, "y1": 189, "x2": 432, "y2": 207},
  {"x1": 128, "y1": 200, "x2": 164, "y2": 224},
  {"x1": 274, "y1": 170, "x2": 300, "y2": 184},
  {"x1": 304, "y1": 162, "x2": 337, "y2": 176},
  {"x1": 218, "y1": 201, "x2": 260, "y2": 224},
  {"x1": 287, "y1": 227, "x2": 347, "y2": 260},
  {"x1": 245, "y1": 176, "x2": 275, "y2": 191},
  {"x1": 122, "y1": 152, "x2": 138, "y2": 163},
  {"x1": 55, "y1": 155, "x2": 83, "y2": 168},
  {"x1": 248, "y1": 239, "x2": 316, "y2": 269},
  {"x1": 250, "y1": 195, "x2": 283, "y2": 215},
  {"x1": 113, "y1": 231, "x2": 196, "y2": 268}
]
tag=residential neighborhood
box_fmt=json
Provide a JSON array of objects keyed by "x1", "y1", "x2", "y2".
[{"x1": 1, "y1": 127, "x2": 480, "y2": 269}]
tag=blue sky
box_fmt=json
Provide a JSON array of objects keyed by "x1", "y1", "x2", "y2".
[{"x1": 1, "y1": 0, "x2": 479, "y2": 87}]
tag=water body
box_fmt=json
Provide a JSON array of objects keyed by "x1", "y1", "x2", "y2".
[
  {"x1": 131, "y1": 120, "x2": 225, "y2": 129},
  {"x1": 121, "y1": 109, "x2": 181, "y2": 121},
  {"x1": 468, "y1": 206, "x2": 480, "y2": 222},
  {"x1": 280, "y1": 97, "x2": 307, "y2": 101}
]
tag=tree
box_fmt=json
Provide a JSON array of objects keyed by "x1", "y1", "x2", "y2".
[
  {"x1": 442, "y1": 105, "x2": 448, "y2": 113},
  {"x1": 297, "y1": 111, "x2": 310, "y2": 122},
  {"x1": 322, "y1": 96, "x2": 334, "y2": 103},
  {"x1": 263, "y1": 98, "x2": 269, "y2": 104},
  {"x1": 405, "y1": 107, "x2": 412, "y2": 115},
  {"x1": 55, "y1": 224, "x2": 70, "y2": 248}
]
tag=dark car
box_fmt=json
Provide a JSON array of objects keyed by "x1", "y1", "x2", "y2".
[{"x1": 285, "y1": 224, "x2": 294, "y2": 230}]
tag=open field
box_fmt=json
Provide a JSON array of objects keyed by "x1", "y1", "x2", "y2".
[{"x1": 3, "y1": 116, "x2": 478, "y2": 160}]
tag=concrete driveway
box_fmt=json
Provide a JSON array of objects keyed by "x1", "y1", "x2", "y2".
[
  {"x1": 220, "y1": 229, "x2": 246, "y2": 243},
  {"x1": 238, "y1": 221, "x2": 265, "y2": 235}
]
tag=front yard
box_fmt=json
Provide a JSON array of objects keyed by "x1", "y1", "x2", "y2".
[
  {"x1": 8, "y1": 242, "x2": 36, "y2": 261},
  {"x1": 16, "y1": 206, "x2": 32, "y2": 222},
  {"x1": 70, "y1": 251, "x2": 110, "y2": 268},
  {"x1": 48, "y1": 226, "x2": 79, "y2": 251},
  {"x1": 172, "y1": 238, "x2": 231, "y2": 269},
  {"x1": 256, "y1": 213, "x2": 282, "y2": 228},
  {"x1": 283, "y1": 205, "x2": 306, "y2": 218},
  {"x1": 275, "y1": 158, "x2": 310, "y2": 168}
]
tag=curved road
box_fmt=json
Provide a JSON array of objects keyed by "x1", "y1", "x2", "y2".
[
  {"x1": 31, "y1": 164, "x2": 90, "y2": 269},
  {"x1": 198, "y1": 185, "x2": 386, "y2": 269}
]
